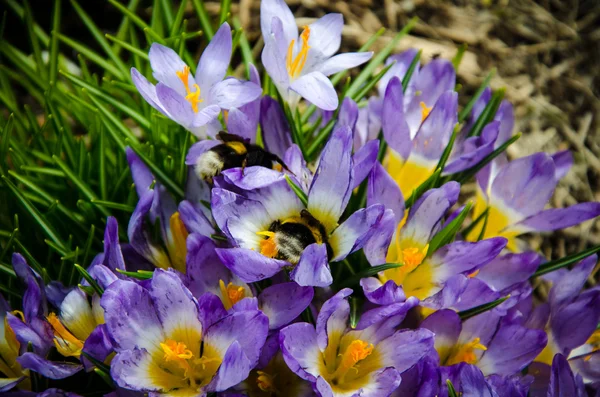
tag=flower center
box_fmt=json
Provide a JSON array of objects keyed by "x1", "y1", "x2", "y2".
[
  {"x1": 176, "y1": 66, "x2": 203, "y2": 113},
  {"x1": 286, "y1": 26, "x2": 311, "y2": 80},
  {"x1": 47, "y1": 313, "x2": 84, "y2": 358},
  {"x1": 218, "y1": 280, "x2": 246, "y2": 310},
  {"x1": 256, "y1": 370, "x2": 278, "y2": 393},
  {"x1": 420, "y1": 101, "x2": 432, "y2": 122},
  {"x1": 445, "y1": 337, "x2": 487, "y2": 366},
  {"x1": 332, "y1": 339, "x2": 374, "y2": 381},
  {"x1": 401, "y1": 246, "x2": 427, "y2": 269},
  {"x1": 159, "y1": 339, "x2": 221, "y2": 388}
]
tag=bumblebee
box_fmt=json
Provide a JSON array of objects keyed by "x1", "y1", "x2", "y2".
[
  {"x1": 258, "y1": 209, "x2": 333, "y2": 265},
  {"x1": 195, "y1": 132, "x2": 288, "y2": 183}
]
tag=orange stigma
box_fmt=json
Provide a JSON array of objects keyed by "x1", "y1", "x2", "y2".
[
  {"x1": 258, "y1": 231, "x2": 278, "y2": 258},
  {"x1": 446, "y1": 337, "x2": 487, "y2": 366},
  {"x1": 176, "y1": 66, "x2": 203, "y2": 113},
  {"x1": 401, "y1": 246, "x2": 428, "y2": 268},
  {"x1": 286, "y1": 26, "x2": 311, "y2": 79},
  {"x1": 256, "y1": 370, "x2": 278, "y2": 393},
  {"x1": 219, "y1": 280, "x2": 246, "y2": 310},
  {"x1": 420, "y1": 101, "x2": 432, "y2": 122}
]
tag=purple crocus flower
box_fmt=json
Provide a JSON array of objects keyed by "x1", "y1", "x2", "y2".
[
  {"x1": 132, "y1": 23, "x2": 262, "y2": 138},
  {"x1": 7, "y1": 254, "x2": 84, "y2": 383},
  {"x1": 469, "y1": 152, "x2": 600, "y2": 251},
  {"x1": 0, "y1": 293, "x2": 28, "y2": 391},
  {"x1": 211, "y1": 125, "x2": 385, "y2": 287},
  {"x1": 279, "y1": 289, "x2": 434, "y2": 396},
  {"x1": 125, "y1": 148, "x2": 215, "y2": 273},
  {"x1": 233, "y1": 333, "x2": 315, "y2": 396},
  {"x1": 186, "y1": 232, "x2": 313, "y2": 330},
  {"x1": 260, "y1": 0, "x2": 372, "y2": 110},
  {"x1": 422, "y1": 309, "x2": 547, "y2": 379},
  {"x1": 101, "y1": 269, "x2": 269, "y2": 395},
  {"x1": 363, "y1": 178, "x2": 506, "y2": 308},
  {"x1": 528, "y1": 256, "x2": 600, "y2": 369}
]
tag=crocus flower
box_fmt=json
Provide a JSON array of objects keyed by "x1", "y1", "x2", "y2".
[
  {"x1": 132, "y1": 23, "x2": 262, "y2": 138},
  {"x1": 7, "y1": 254, "x2": 84, "y2": 382},
  {"x1": 364, "y1": 177, "x2": 506, "y2": 308},
  {"x1": 185, "y1": 232, "x2": 313, "y2": 330},
  {"x1": 279, "y1": 289, "x2": 434, "y2": 396},
  {"x1": 0, "y1": 293, "x2": 29, "y2": 391},
  {"x1": 422, "y1": 309, "x2": 547, "y2": 379},
  {"x1": 102, "y1": 269, "x2": 269, "y2": 395},
  {"x1": 125, "y1": 148, "x2": 214, "y2": 273},
  {"x1": 469, "y1": 152, "x2": 600, "y2": 251},
  {"x1": 211, "y1": 125, "x2": 385, "y2": 287},
  {"x1": 234, "y1": 333, "x2": 315, "y2": 396},
  {"x1": 529, "y1": 256, "x2": 600, "y2": 368},
  {"x1": 260, "y1": 0, "x2": 372, "y2": 110}
]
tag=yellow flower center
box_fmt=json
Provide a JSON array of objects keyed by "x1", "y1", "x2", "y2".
[
  {"x1": 159, "y1": 339, "x2": 221, "y2": 387},
  {"x1": 46, "y1": 313, "x2": 84, "y2": 358},
  {"x1": 401, "y1": 246, "x2": 427, "y2": 268},
  {"x1": 420, "y1": 101, "x2": 432, "y2": 122},
  {"x1": 332, "y1": 340, "x2": 374, "y2": 381},
  {"x1": 218, "y1": 280, "x2": 246, "y2": 310},
  {"x1": 286, "y1": 26, "x2": 311, "y2": 80},
  {"x1": 258, "y1": 231, "x2": 278, "y2": 258},
  {"x1": 176, "y1": 66, "x2": 203, "y2": 113},
  {"x1": 445, "y1": 337, "x2": 488, "y2": 366},
  {"x1": 256, "y1": 370, "x2": 278, "y2": 393}
]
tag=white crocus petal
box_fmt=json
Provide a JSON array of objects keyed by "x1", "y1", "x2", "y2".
[
  {"x1": 319, "y1": 52, "x2": 374, "y2": 76},
  {"x1": 59, "y1": 289, "x2": 97, "y2": 341}
]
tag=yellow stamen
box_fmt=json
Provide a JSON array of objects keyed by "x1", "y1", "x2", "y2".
[
  {"x1": 176, "y1": 66, "x2": 203, "y2": 113},
  {"x1": 256, "y1": 370, "x2": 278, "y2": 393},
  {"x1": 258, "y1": 231, "x2": 278, "y2": 258},
  {"x1": 161, "y1": 339, "x2": 193, "y2": 362},
  {"x1": 401, "y1": 246, "x2": 427, "y2": 268},
  {"x1": 286, "y1": 26, "x2": 311, "y2": 79},
  {"x1": 47, "y1": 313, "x2": 84, "y2": 358},
  {"x1": 445, "y1": 337, "x2": 487, "y2": 366},
  {"x1": 420, "y1": 101, "x2": 432, "y2": 122},
  {"x1": 218, "y1": 280, "x2": 246, "y2": 310},
  {"x1": 467, "y1": 269, "x2": 480, "y2": 278},
  {"x1": 334, "y1": 339, "x2": 374, "y2": 379}
]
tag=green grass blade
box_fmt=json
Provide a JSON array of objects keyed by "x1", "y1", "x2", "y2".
[
  {"x1": 466, "y1": 88, "x2": 505, "y2": 138},
  {"x1": 2, "y1": 176, "x2": 68, "y2": 254},
  {"x1": 106, "y1": 33, "x2": 149, "y2": 60},
  {"x1": 458, "y1": 295, "x2": 510, "y2": 321},
  {"x1": 48, "y1": 0, "x2": 62, "y2": 84},
  {"x1": 337, "y1": 263, "x2": 404, "y2": 288},
  {"x1": 70, "y1": 0, "x2": 130, "y2": 79},
  {"x1": 170, "y1": 0, "x2": 188, "y2": 37},
  {"x1": 52, "y1": 155, "x2": 111, "y2": 217},
  {"x1": 60, "y1": 71, "x2": 150, "y2": 130},
  {"x1": 345, "y1": 17, "x2": 417, "y2": 99},
  {"x1": 112, "y1": 0, "x2": 142, "y2": 54},
  {"x1": 427, "y1": 202, "x2": 473, "y2": 254},
  {"x1": 56, "y1": 33, "x2": 125, "y2": 79},
  {"x1": 285, "y1": 175, "x2": 308, "y2": 206},
  {"x1": 458, "y1": 68, "x2": 495, "y2": 122},
  {"x1": 532, "y1": 245, "x2": 600, "y2": 278},
  {"x1": 107, "y1": 0, "x2": 165, "y2": 44},
  {"x1": 192, "y1": 0, "x2": 214, "y2": 39},
  {"x1": 4, "y1": 0, "x2": 50, "y2": 46},
  {"x1": 23, "y1": 0, "x2": 47, "y2": 80},
  {"x1": 219, "y1": 0, "x2": 232, "y2": 24},
  {"x1": 160, "y1": 0, "x2": 175, "y2": 30}
]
